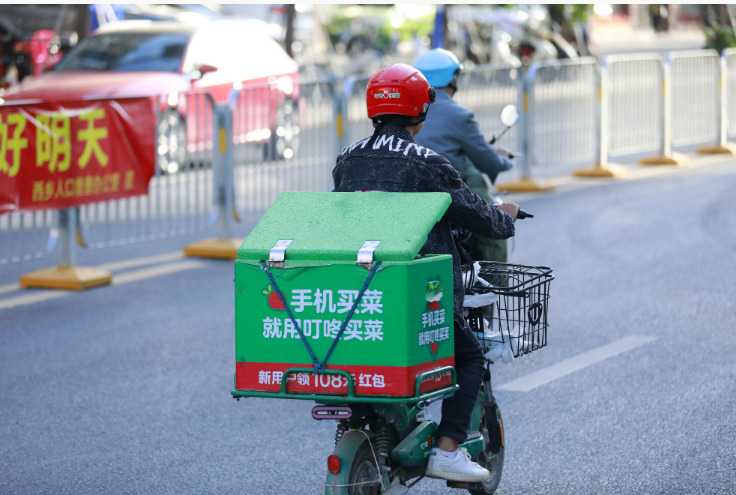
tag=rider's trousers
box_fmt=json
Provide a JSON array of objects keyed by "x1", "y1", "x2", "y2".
[{"x1": 437, "y1": 317, "x2": 486, "y2": 444}]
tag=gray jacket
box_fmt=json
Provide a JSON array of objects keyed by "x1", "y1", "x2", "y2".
[
  {"x1": 414, "y1": 89, "x2": 512, "y2": 183},
  {"x1": 333, "y1": 124, "x2": 515, "y2": 314}
]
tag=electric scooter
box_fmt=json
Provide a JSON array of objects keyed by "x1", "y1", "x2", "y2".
[
  {"x1": 231, "y1": 106, "x2": 551, "y2": 495},
  {"x1": 318, "y1": 256, "x2": 553, "y2": 495}
]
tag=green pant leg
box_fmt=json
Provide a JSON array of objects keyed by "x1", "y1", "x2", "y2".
[{"x1": 463, "y1": 165, "x2": 508, "y2": 264}]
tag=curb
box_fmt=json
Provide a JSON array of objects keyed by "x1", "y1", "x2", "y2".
[{"x1": 501, "y1": 151, "x2": 734, "y2": 203}]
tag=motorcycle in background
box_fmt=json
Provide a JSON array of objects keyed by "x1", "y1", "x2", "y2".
[{"x1": 0, "y1": 18, "x2": 70, "y2": 91}]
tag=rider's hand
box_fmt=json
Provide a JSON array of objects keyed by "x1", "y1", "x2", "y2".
[
  {"x1": 497, "y1": 202, "x2": 520, "y2": 221},
  {"x1": 495, "y1": 147, "x2": 511, "y2": 157}
]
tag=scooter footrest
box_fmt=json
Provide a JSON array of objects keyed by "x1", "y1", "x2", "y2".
[
  {"x1": 465, "y1": 430, "x2": 482, "y2": 441},
  {"x1": 446, "y1": 480, "x2": 484, "y2": 490}
]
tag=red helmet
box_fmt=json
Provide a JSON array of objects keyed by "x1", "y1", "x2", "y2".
[{"x1": 366, "y1": 63, "x2": 436, "y2": 120}]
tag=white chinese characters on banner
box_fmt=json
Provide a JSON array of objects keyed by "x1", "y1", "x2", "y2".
[{"x1": 256, "y1": 369, "x2": 386, "y2": 390}]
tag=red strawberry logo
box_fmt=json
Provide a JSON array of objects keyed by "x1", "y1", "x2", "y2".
[
  {"x1": 427, "y1": 301, "x2": 441, "y2": 311},
  {"x1": 262, "y1": 285, "x2": 285, "y2": 310}
]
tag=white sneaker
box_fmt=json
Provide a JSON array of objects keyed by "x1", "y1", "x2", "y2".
[{"x1": 425, "y1": 447, "x2": 490, "y2": 482}]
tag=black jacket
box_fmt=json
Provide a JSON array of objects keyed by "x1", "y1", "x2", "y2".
[{"x1": 333, "y1": 123, "x2": 515, "y2": 314}]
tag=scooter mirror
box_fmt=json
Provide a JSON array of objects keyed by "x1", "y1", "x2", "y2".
[{"x1": 499, "y1": 104, "x2": 520, "y2": 128}]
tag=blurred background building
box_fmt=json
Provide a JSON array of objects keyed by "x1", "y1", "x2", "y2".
[{"x1": 0, "y1": 4, "x2": 734, "y2": 85}]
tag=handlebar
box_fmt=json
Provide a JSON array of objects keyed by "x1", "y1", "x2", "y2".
[{"x1": 517, "y1": 209, "x2": 533, "y2": 220}]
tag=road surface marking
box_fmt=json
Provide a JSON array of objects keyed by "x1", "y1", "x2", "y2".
[
  {"x1": 0, "y1": 251, "x2": 182, "y2": 299},
  {"x1": 496, "y1": 335, "x2": 658, "y2": 392},
  {"x1": 112, "y1": 260, "x2": 204, "y2": 285},
  {"x1": 0, "y1": 290, "x2": 69, "y2": 310},
  {"x1": 0, "y1": 282, "x2": 20, "y2": 296},
  {"x1": 96, "y1": 252, "x2": 183, "y2": 272},
  {"x1": 0, "y1": 260, "x2": 204, "y2": 310}
]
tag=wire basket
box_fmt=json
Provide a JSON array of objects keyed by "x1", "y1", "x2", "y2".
[{"x1": 464, "y1": 261, "x2": 554, "y2": 358}]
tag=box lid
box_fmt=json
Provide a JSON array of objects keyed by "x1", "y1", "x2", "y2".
[{"x1": 237, "y1": 191, "x2": 451, "y2": 262}]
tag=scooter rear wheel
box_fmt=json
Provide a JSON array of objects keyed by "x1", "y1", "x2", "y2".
[
  {"x1": 348, "y1": 440, "x2": 382, "y2": 495},
  {"x1": 469, "y1": 401, "x2": 505, "y2": 495}
]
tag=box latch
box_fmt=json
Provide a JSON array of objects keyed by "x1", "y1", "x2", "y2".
[
  {"x1": 357, "y1": 240, "x2": 380, "y2": 268},
  {"x1": 269, "y1": 239, "x2": 293, "y2": 268}
]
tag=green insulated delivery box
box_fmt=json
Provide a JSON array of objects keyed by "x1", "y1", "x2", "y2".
[{"x1": 234, "y1": 192, "x2": 455, "y2": 398}]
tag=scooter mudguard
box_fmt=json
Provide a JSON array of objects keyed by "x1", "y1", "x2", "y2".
[{"x1": 324, "y1": 429, "x2": 373, "y2": 495}]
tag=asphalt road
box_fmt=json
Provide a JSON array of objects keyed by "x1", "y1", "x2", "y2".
[{"x1": 1, "y1": 154, "x2": 735, "y2": 494}]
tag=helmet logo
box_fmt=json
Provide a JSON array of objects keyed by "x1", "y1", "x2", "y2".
[{"x1": 374, "y1": 91, "x2": 401, "y2": 99}]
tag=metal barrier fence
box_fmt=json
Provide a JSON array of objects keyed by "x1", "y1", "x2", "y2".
[
  {"x1": 455, "y1": 65, "x2": 521, "y2": 153},
  {"x1": 725, "y1": 48, "x2": 736, "y2": 140},
  {"x1": 3, "y1": 51, "x2": 736, "y2": 269},
  {"x1": 342, "y1": 66, "x2": 521, "y2": 151},
  {"x1": 230, "y1": 79, "x2": 337, "y2": 230},
  {"x1": 343, "y1": 76, "x2": 372, "y2": 147},
  {"x1": 602, "y1": 54, "x2": 663, "y2": 158},
  {"x1": 526, "y1": 58, "x2": 599, "y2": 171},
  {"x1": 77, "y1": 91, "x2": 216, "y2": 249},
  {"x1": 669, "y1": 50, "x2": 720, "y2": 148},
  {"x1": 0, "y1": 209, "x2": 55, "y2": 265}
]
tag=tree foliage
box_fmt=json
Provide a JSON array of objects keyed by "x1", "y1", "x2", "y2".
[
  {"x1": 702, "y1": 4, "x2": 736, "y2": 53},
  {"x1": 704, "y1": 24, "x2": 736, "y2": 53}
]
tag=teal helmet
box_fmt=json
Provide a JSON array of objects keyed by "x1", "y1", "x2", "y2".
[{"x1": 415, "y1": 48, "x2": 463, "y2": 88}]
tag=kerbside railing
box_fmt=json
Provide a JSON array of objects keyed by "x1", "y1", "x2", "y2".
[
  {"x1": 723, "y1": 48, "x2": 736, "y2": 142},
  {"x1": 602, "y1": 54, "x2": 663, "y2": 158},
  {"x1": 669, "y1": 50, "x2": 721, "y2": 148},
  {"x1": 2, "y1": 50, "x2": 735, "y2": 273}
]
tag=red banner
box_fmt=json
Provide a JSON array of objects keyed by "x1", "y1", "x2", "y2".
[{"x1": 0, "y1": 97, "x2": 156, "y2": 214}]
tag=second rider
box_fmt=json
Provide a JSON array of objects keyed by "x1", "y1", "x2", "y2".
[{"x1": 414, "y1": 48, "x2": 514, "y2": 264}]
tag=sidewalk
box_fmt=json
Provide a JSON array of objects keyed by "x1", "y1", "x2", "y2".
[
  {"x1": 502, "y1": 149, "x2": 735, "y2": 204},
  {"x1": 590, "y1": 22, "x2": 706, "y2": 56}
]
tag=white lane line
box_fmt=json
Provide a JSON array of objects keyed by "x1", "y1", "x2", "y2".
[
  {"x1": 0, "y1": 282, "x2": 21, "y2": 296},
  {"x1": 496, "y1": 335, "x2": 658, "y2": 392},
  {"x1": 96, "y1": 251, "x2": 183, "y2": 272},
  {"x1": 0, "y1": 261, "x2": 204, "y2": 310},
  {"x1": 112, "y1": 260, "x2": 204, "y2": 285},
  {"x1": 0, "y1": 251, "x2": 183, "y2": 299},
  {"x1": 0, "y1": 290, "x2": 69, "y2": 310}
]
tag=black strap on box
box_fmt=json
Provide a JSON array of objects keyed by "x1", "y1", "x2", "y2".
[{"x1": 260, "y1": 261, "x2": 382, "y2": 374}]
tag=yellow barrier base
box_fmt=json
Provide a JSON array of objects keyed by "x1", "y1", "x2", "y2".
[
  {"x1": 495, "y1": 178, "x2": 556, "y2": 193},
  {"x1": 639, "y1": 152, "x2": 689, "y2": 166},
  {"x1": 572, "y1": 164, "x2": 628, "y2": 179},
  {"x1": 696, "y1": 143, "x2": 736, "y2": 155},
  {"x1": 183, "y1": 238, "x2": 243, "y2": 260},
  {"x1": 19, "y1": 266, "x2": 112, "y2": 291}
]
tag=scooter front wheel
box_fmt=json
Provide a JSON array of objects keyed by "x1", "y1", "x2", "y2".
[
  {"x1": 470, "y1": 401, "x2": 505, "y2": 495},
  {"x1": 348, "y1": 440, "x2": 383, "y2": 495}
]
